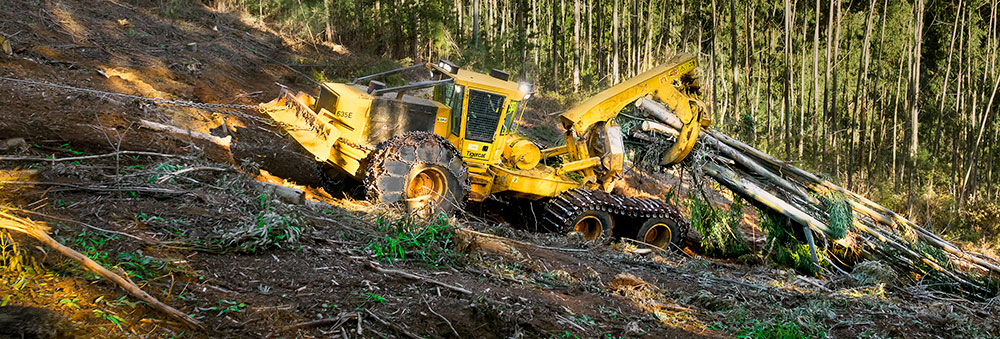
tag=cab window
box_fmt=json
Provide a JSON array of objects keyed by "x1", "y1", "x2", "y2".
[
  {"x1": 500, "y1": 100, "x2": 524, "y2": 135},
  {"x1": 449, "y1": 86, "x2": 464, "y2": 136},
  {"x1": 464, "y1": 89, "x2": 506, "y2": 142}
]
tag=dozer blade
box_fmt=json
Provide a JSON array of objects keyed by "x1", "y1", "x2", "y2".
[{"x1": 259, "y1": 87, "x2": 342, "y2": 163}]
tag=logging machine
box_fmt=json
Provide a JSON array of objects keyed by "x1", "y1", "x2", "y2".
[{"x1": 260, "y1": 53, "x2": 711, "y2": 249}]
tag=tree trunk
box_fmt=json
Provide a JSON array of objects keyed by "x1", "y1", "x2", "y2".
[
  {"x1": 822, "y1": 0, "x2": 834, "y2": 170},
  {"x1": 729, "y1": 0, "x2": 739, "y2": 124},
  {"x1": 932, "y1": 1, "x2": 963, "y2": 158},
  {"x1": 573, "y1": 0, "x2": 580, "y2": 92},
  {"x1": 812, "y1": 0, "x2": 820, "y2": 160},
  {"x1": 907, "y1": 0, "x2": 924, "y2": 213},
  {"x1": 711, "y1": 0, "x2": 719, "y2": 124},
  {"x1": 613, "y1": 0, "x2": 620, "y2": 84},
  {"x1": 473, "y1": 0, "x2": 480, "y2": 47},
  {"x1": 961, "y1": 76, "x2": 1000, "y2": 202},
  {"x1": 551, "y1": 0, "x2": 559, "y2": 89},
  {"x1": 783, "y1": 0, "x2": 793, "y2": 160},
  {"x1": 848, "y1": 1, "x2": 875, "y2": 189}
]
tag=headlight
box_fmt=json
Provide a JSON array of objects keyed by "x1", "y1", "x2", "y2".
[
  {"x1": 518, "y1": 81, "x2": 533, "y2": 98},
  {"x1": 437, "y1": 60, "x2": 458, "y2": 74}
]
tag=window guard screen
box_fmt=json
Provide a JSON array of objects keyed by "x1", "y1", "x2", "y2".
[{"x1": 464, "y1": 89, "x2": 505, "y2": 142}]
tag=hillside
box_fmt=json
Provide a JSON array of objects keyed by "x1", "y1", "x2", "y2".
[{"x1": 1, "y1": 1, "x2": 998, "y2": 338}]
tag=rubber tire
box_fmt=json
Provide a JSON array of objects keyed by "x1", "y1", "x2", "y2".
[
  {"x1": 568, "y1": 210, "x2": 614, "y2": 242},
  {"x1": 636, "y1": 218, "x2": 682, "y2": 251},
  {"x1": 364, "y1": 132, "x2": 470, "y2": 217}
]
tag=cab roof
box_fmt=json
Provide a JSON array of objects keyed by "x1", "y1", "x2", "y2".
[{"x1": 436, "y1": 66, "x2": 525, "y2": 100}]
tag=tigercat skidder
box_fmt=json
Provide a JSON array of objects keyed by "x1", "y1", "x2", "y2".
[{"x1": 260, "y1": 53, "x2": 711, "y2": 250}]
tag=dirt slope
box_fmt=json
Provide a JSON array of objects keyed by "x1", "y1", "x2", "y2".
[{"x1": 1, "y1": 1, "x2": 998, "y2": 338}]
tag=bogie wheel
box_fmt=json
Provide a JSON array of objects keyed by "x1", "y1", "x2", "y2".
[
  {"x1": 569, "y1": 210, "x2": 614, "y2": 242},
  {"x1": 364, "y1": 132, "x2": 470, "y2": 218},
  {"x1": 637, "y1": 218, "x2": 682, "y2": 250}
]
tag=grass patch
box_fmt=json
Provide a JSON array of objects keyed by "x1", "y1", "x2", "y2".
[{"x1": 369, "y1": 214, "x2": 458, "y2": 267}]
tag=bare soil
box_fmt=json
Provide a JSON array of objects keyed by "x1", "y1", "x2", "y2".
[{"x1": 1, "y1": 1, "x2": 998, "y2": 338}]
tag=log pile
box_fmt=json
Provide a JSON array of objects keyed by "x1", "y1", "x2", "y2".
[{"x1": 621, "y1": 98, "x2": 999, "y2": 297}]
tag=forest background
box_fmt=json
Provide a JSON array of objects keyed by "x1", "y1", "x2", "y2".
[{"x1": 198, "y1": 0, "x2": 1000, "y2": 245}]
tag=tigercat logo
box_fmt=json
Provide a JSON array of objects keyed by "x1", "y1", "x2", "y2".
[{"x1": 465, "y1": 150, "x2": 487, "y2": 159}]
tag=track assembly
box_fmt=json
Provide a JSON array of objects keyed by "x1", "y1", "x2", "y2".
[{"x1": 539, "y1": 188, "x2": 689, "y2": 241}]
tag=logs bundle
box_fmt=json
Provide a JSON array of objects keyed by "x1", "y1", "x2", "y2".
[{"x1": 622, "y1": 97, "x2": 999, "y2": 297}]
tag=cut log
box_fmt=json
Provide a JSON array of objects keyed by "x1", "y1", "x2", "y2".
[
  {"x1": 702, "y1": 162, "x2": 832, "y2": 236},
  {"x1": 701, "y1": 132, "x2": 820, "y2": 206},
  {"x1": 640, "y1": 120, "x2": 680, "y2": 138},
  {"x1": 635, "y1": 97, "x2": 683, "y2": 129}
]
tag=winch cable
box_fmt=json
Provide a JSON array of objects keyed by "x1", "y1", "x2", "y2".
[{"x1": 0, "y1": 76, "x2": 270, "y2": 124}]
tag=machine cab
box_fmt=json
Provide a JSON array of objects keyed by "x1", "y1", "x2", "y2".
[{"x1": 428, "y1": 61, "x2": 534, "y2": 168}]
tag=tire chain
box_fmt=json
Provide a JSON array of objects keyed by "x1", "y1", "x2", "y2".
[
  {"x1": 362, "y1": 131, "x2": 471, "y2": 207},
  {"x1": 539, "y1": 188, "x2": 689, "y2": 239}
]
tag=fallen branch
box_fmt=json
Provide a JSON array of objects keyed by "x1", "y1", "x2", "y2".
[
  {"x1": 156, "y1": 166, "x2": 229, "y2": 184},
  {"x1": 458, "y1": 228, "x2": 588, "y2": 252},
  {"x1": 363, "y1": 309, "x2": 421, "y2": 339},
  {"x1": 364, "y1": 261, "x2": 472, "y2": 295},
  {"x1": 280, "y1": 312, "x2": 358, "y2": 332},
  {"x1": 0, "y1": 211, "x2": 203, "y2": 329},
  {"x1": 424, "y1": 299, "x2": 459, "y2": 337},
  {"x1": 0, "y1": 150, "x2": 183, "y2": 162},
  {"x1": 138, "y1": 119, "x2": 231, "y2": 149},
  {"x1": 703, "y1": 276, "x2": 768, "y2": 291},
  {"x1": 2, "y1": 206, "x2": 148, "y2": 243},
  {"x1": 621, "y1": 237, "x2": 668, "y2": 253},
  {"x1": 0, "y1": 181, "x2": 187, "y2": 195}
]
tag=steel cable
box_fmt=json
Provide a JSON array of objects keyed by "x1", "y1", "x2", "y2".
[{"x1": 0, "y1": 76, "x2": 270, "y2": 123}]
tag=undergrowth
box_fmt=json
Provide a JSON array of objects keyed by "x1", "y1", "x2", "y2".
[
  {"x1": 758, "y1": 208, "x2": 829, "y2": 276},
  {"x1": 0, "y1": 230, "x2": 24, "y2": 273},
  {"x1": 214, "y1": 193, "x2": 308, "y2": 253},
  {"x1": 687, "y1": 192, "x2": 749, "y2": 258},
  {"x1": 369, "y1": 214, "x2": 459, "y2": 267},
  {"x1": 713, "y1": 304, "x2": 828, "y2": 339}
]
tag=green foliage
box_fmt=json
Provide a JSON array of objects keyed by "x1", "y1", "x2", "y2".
[
  {"x1": 737, "y1": 320, "x2": 816, "y2": 339},
  {"x1": 712, "y1": 304, "x2": 828, "y2": 339},
  {"x1": 362, "y1": 291, "x2": 386, "y2": 304},
  {"x1": 738, "y1": 113, "x2": 756, "y2": 143},
  {"x1": 0, "y1": 230, "x2": 25, "y2": 272},
  {"x1": 820, "y1": 192, "x2": 852, "y2": 240},
  {"x1": 369, "y1": 214, "x2": 457, "y2": 266},
  {"x1": 72, "y1": 231, "x2": 119, "y2": 262},
  {"x1": 773, "y1": 244, "x2": 824, "y2": 276},
  {"x1": 687, "y1": 193, "x2": 749, "y2": 258},
  {"x1": 758, "y1": 207, "x2": 827, "y2": 276},
  {"x1": 92, "y1": 309, "x2": 126, "y2": 331},
  {"x1": 214, "y1": 193, "x2": 308, "y2": 253},
  {"x1": 197, "y1": 299, "x2": 247, "y2": 317}
]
